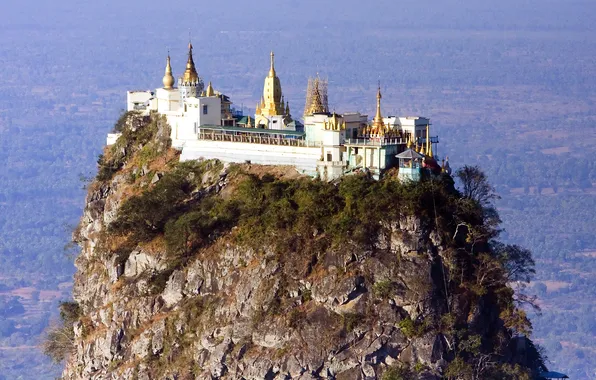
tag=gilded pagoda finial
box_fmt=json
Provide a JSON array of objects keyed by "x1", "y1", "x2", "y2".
[
  {"x1": 371, "y1": 82, "x2": 385, "y2": 135},
  {"x1": 181, "y1": 42, "x2": 199, "y2": 84},
  {"x1": 426, "y1": 124, "x2": 433, "y2": 158},
  {"x1": 205, "y1": 81, "x2": 215, "y2": 97},
  {"x1": 309, "y1": 77, "x2": 325, "y2": 114},
  {"x1": 162, "y1": 54, "x2": 175, "y2": 89},
  {"x1": 269, "y1": 51, "x2": 276, "y2": 77}
]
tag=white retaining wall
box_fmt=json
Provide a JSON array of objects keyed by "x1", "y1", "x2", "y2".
[{"x1": 178, "y1": 140, "x2": 322, "y2": 176}]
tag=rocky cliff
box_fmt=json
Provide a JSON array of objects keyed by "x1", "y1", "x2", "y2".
[{"x1": 56, "y1": 113, "x2": 545, "y2": 379}]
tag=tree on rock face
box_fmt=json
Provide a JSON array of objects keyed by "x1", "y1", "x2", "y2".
[{"x1": 456, "y1": 165, "x2": 500, "y2": 206}]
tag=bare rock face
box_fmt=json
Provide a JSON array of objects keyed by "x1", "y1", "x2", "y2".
[
  {"x1": 62, "y1": 115, "x2": 510, "y2": 379},
  {"x1": 56, "y1": 114, "x2": 543, "y2": 380},
  {"x1": 62, "y1": 165, "x2": 452, "y2": 380}
]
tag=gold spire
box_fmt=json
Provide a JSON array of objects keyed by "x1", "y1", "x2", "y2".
[
  {"x1": 420, "y1": 135, "x2": 427, "y2": 155},
  {"x1": 162, "y1": 54, "x2": 175, "y2": 89},
  {"x1": 285, "y1": 102, "x2": 290, "y2": 116},
  {"x1": 308, "y1": 77, "x2": 325, "y2": 114},
  {"x1": 371, "y1": 83, "x2": 385, "y2": 136},
  {"x1": 205, "y1": 81, "x2": 215, "y2": 97},
  {"x1": 257, "y1": 52, "x2": 283, "y2": 117},
  {"x1": 181, "y1": 42, "x2": 199, "y2": 84},
  {"x1": 407, "y1": 134, "x2": 413, "y2": 149},
  {"x1": 246, "y1": 116, "x2": 253, "y2": 128},
  {"x1": 426, "y1": 124, "x2": 433, "y2": 158},
  {"x1": 269, "y1": 51, "x2": 276, "y2": 77}
]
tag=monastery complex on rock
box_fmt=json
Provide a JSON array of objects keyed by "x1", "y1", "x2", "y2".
[{"x1": 109, "y1": 43, "x2": 449, "y2": 181}]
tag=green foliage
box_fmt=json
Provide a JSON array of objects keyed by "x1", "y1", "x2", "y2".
[
  {"x1": 110, "y1": 161, "x2": 219, "y2": 242},
  {"x1": 230, "y1": 173, "x2": 462, "y2": 256},
  {"x1": 148, "y1": 268, "x2": 175, "y2": 295},
  {"x1": 342, "y1": 313, "x2": 363, "y2": 332},
  {"x1": 372, "y1": 280, "x2": 394, "y2": 299},
  {"x1": 96, "y1": 112, "x2": 166, "y2": 182},
  {"x1": 398, "y1": 317, "x2": 427, "y2": 339},
  {"x1": 58, "y1": 301, "x2": 81, "y2": 326},
  {"x1": 164, "y1": 197, "x2": 238, "y2": 259},
  {"x1": 42, "y1": 301, "x2": 81, "y2": 363},
  {"x1": 381, "y1": 364, "x2": 415, "y2": 380},
  {"x1": 459, "y1": 333, "x2": 482, "y2": 355},
  {"x1": 301, "y1": 289, "x2": 312, "y2": 303},
  {"x1": 112, "y1": 110, "x2": 134, "y2": 133},
  {"x1": 445, "y1": 356, "x2": 473, "y2": 379},
  {"x1": 456, "y1": 165, "x2": 499, "y2": 206}
]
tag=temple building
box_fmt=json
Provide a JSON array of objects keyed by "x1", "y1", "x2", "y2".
[
  {"x1": 178, "y1": 43, "x2": 204, "y2": 100},
  {"x1": 113, "y1": 44, "x2": 443, "y2": 181},
  {"x1": 254, "y1": 52, "x2": 295, "y2": 130}
]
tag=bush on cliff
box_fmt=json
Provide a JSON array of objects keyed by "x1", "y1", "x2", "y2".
[
  {"x1": 42, "y1": 301, "x2": 81, "y2": 363},
  {"x1": 97, "y1": 112, "x2": 170, "y2": 182}
]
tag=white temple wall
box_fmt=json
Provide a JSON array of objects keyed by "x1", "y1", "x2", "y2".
[
  {"x1": 156, "y1": 88, "x2": 180, "y2": 113},
  {"x1": 127, "y1": 91, "x2": 153, "y2": 112},
  {"x1": 179, "y1": 140, "x2": 321, "y2": 175}
]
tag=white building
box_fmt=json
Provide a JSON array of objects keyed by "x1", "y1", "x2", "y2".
[
  {"x1": 110, "y1": 46, "x2": 442, "y2": 181},
  {"x1": 127, "y1": 90, "x2": 154, "y2": 112}
]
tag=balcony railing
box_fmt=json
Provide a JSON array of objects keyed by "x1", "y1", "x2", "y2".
[
  {"x1": 345, "y1": 136, "x2": 439, "y2": 146},
  {"x1": 345, "y1": 138, "x2": 408, "y2": 146},
  {"x1": 197, "y1": 131, "x2": 322, "y2": 147}
]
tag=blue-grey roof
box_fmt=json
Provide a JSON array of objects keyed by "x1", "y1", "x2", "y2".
[{"x1": 396, "y1": 149, "x2": 423, "y2": 159}]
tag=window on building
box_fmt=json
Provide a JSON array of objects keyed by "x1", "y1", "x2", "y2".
[
  {"x1": 194, "y1": 122, "x2": 198, "y2": 134},
  {"x1": 203, "y1": 105, "x2": 208, "y2": 115},
  {"x1": 327, "y1": 152, "x2": 332, "y2": 162}
]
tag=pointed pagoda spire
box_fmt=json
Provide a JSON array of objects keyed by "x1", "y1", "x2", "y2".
[
  {"x1": 258, "y1": 51, "x2": 284, "y2": 117},
  {"x1": 269, "y1": 51, "x2": 276, "y2": 77},
  {"x1": 371, "y1": 81, "x2": 385, "y2": 135},
  {"x1": 162, "y1": 53, "x2": 175, "y2": 89},
  {"x1": 205, "y1": 81, "x2": 215, "y2": 97},
  {"x1": 181, "y1": 42, "x2": 199, "y2": 84},
  {"x1": 426, "y1": 124, "x2": 433, "y2": 158},
  {"x1": 309, "y1": 77, "x2": 325, "y2": 114},
  {"x1": 285, "y1": 102, "x2": 290, "y2": 116},
  {"x1": 374, "y1": 82, "x2": 383, "y2": 123},
  {"x1": 407, "y1": 134, "x2": 413, "y2": 149}
]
